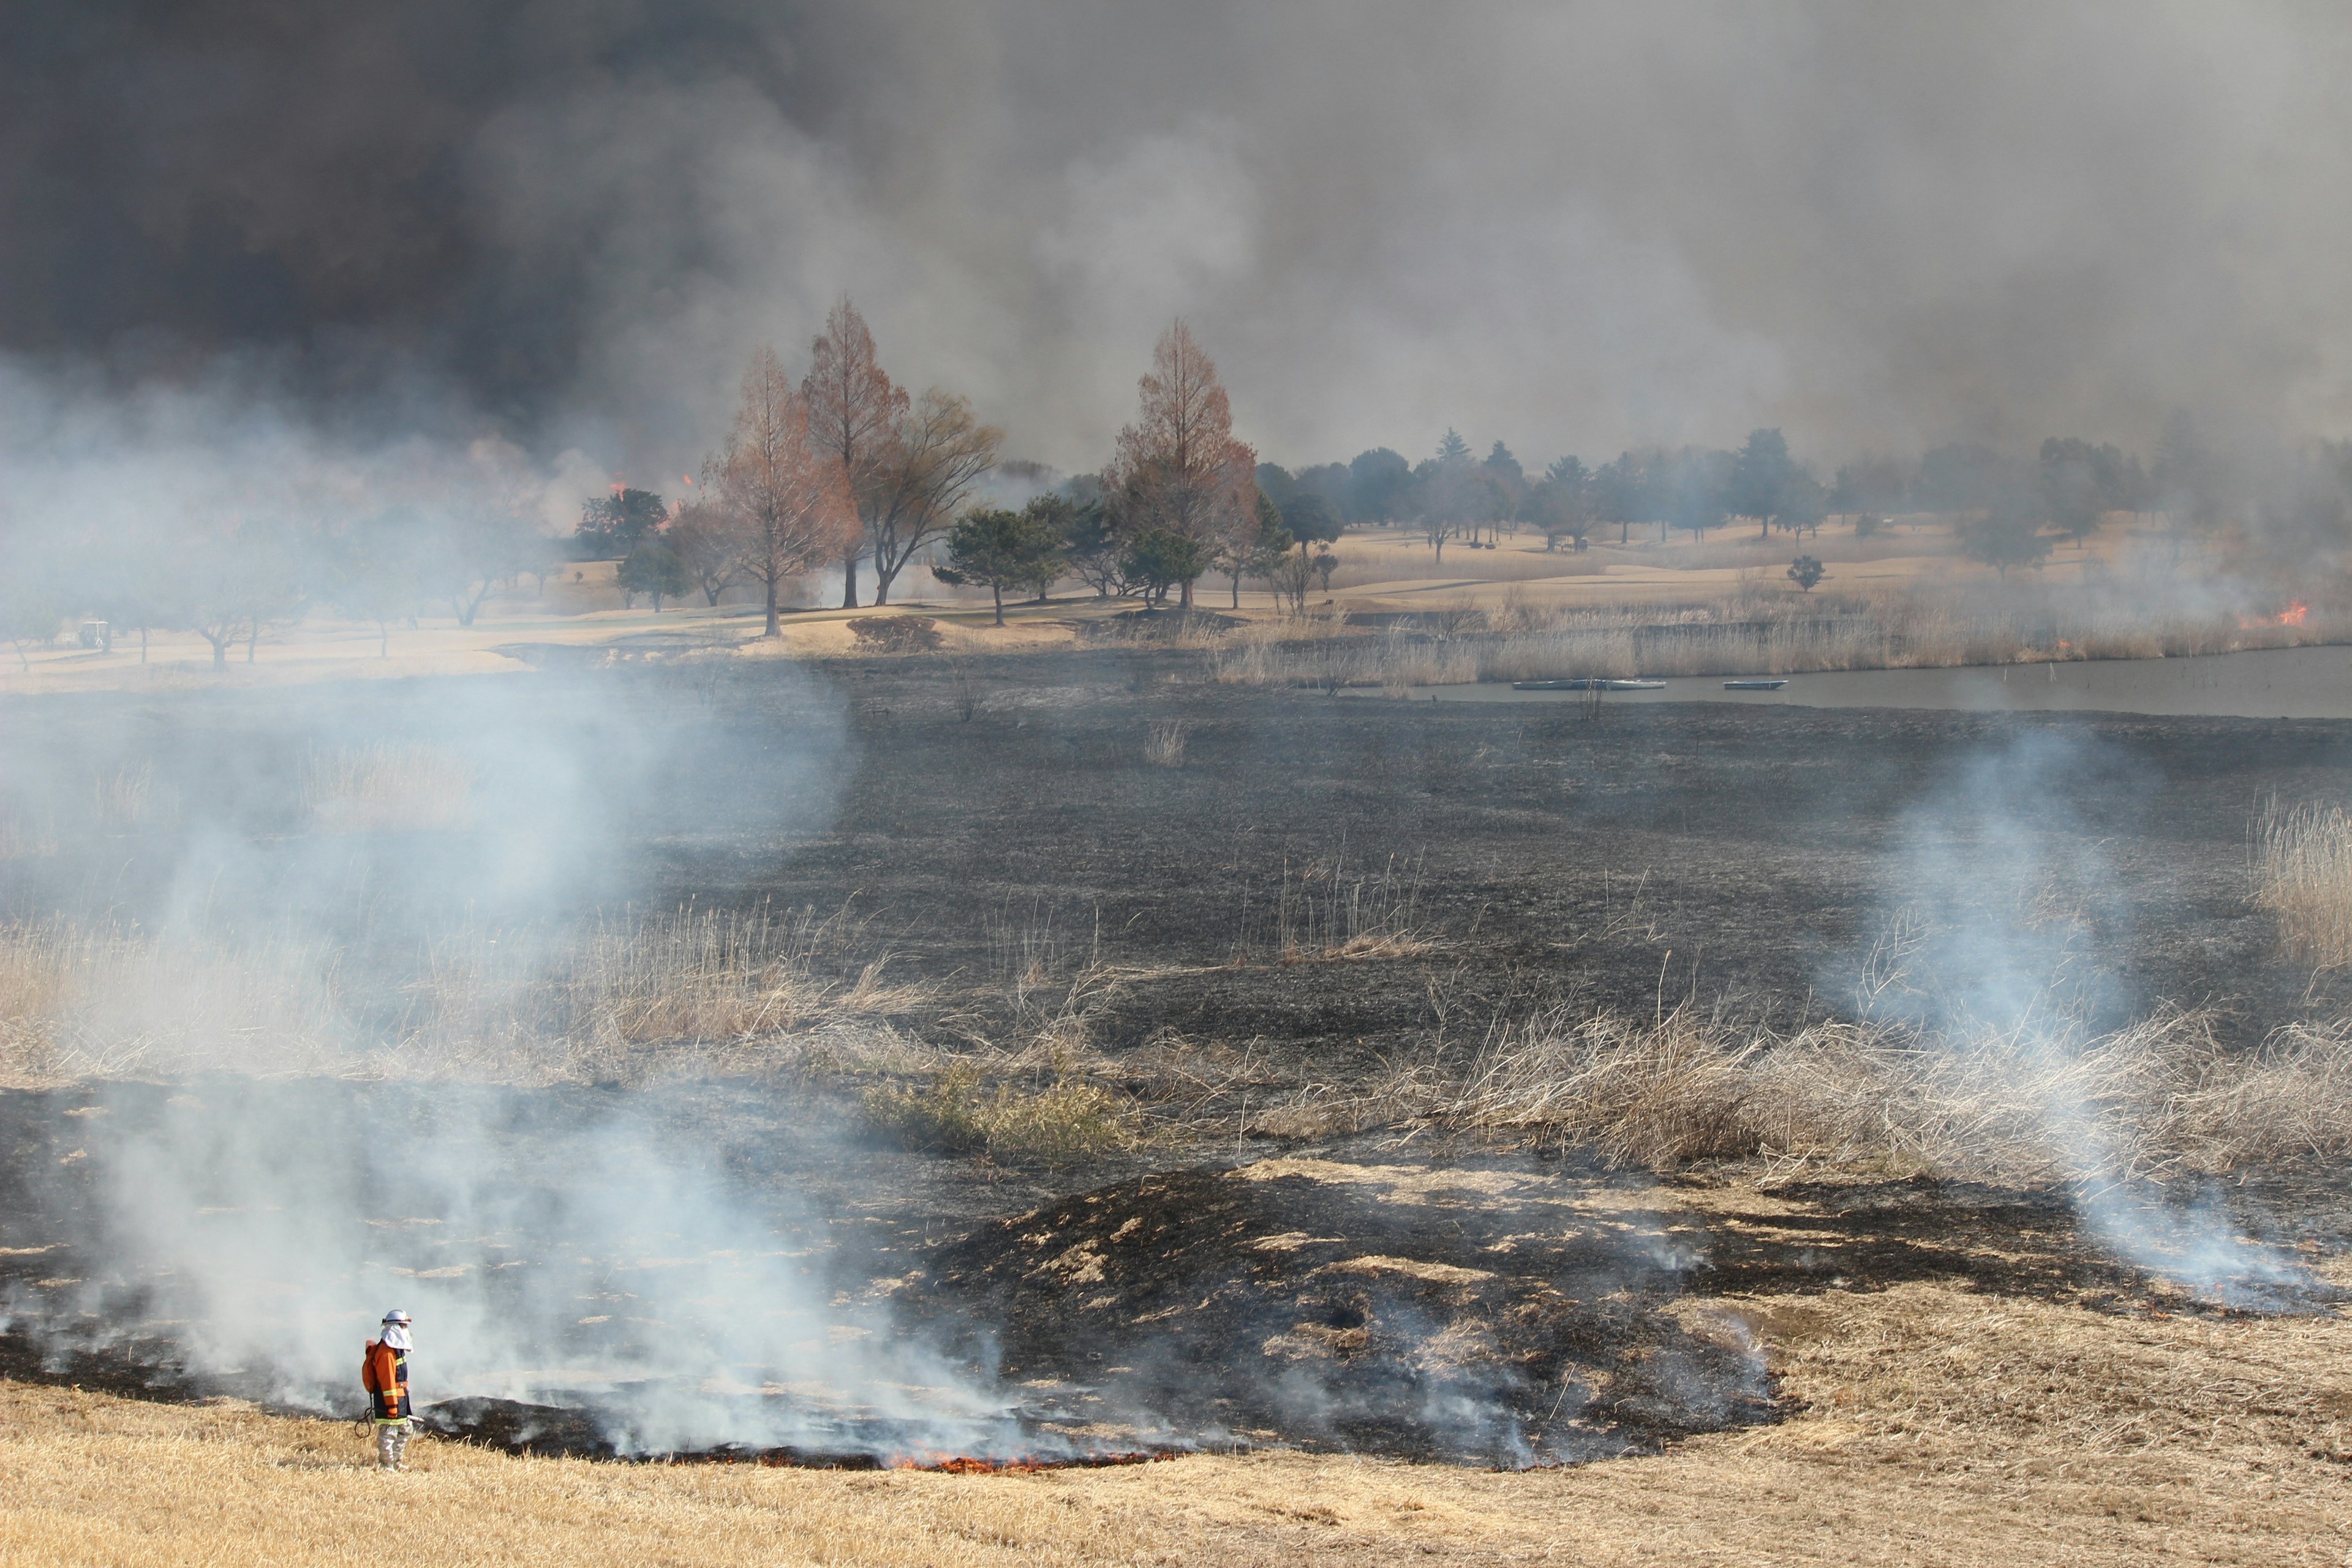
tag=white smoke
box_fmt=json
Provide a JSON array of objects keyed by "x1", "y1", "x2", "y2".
[
  {"x1": 1849, "y1": 729, "x2": 2316, "y2": 1308},
  {"x1": 63, "y1": 1079, "x2": 1032, "y2": 1457}
]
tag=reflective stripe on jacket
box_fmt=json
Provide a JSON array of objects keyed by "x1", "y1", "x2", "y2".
[{"x1": 361, "y1": 1338, "x2": 410, "y2": 1420}]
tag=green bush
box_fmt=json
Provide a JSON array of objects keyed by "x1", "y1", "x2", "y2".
[{"x1": 862, "y1": 1063, "x2": 1140, "y2": 1163}]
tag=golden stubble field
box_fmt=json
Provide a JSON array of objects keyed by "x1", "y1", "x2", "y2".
[{"x1": 10, "y1": 1258, "x2": 2352, "y2": 1567}]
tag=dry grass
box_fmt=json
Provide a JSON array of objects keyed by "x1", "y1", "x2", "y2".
[
  {"x1": 1205, "y1": 580, "x2": 2352, "y2": 690},
  {"x1": 10, "y1": 1268, "x2": 2352, "y2": 1565},
  {"x1": 0, "y1": 907, "x2": 930, "y2": 1087},
  {"x1": 0, "y1": 764, "x2": 159, "y2": 860},
  {"x1": 0, "y1": 920, "x2": 348, "y2": 1079},
  {"x1": 1143, "y1": 718, "x2": 1188, "y2": 769},
  {"x1": 1319, "y1": 539, "x2": 1616, "y2": 587},
  {"x1": 858, "y1": 957, "x2": 1158, "y2": 1161},
  {"x1": 14, "y1": 894, "x2": 2352, "y2": 1189},
  {"x1": 1261, "y1": 850, "x2": 1441, "y2": 965},
  {"x1": 302, "y1": 744, "x2": 475, "y2": 832},
  {"x1": 863, "y1": 1061, "x2": 1144, "y2": 1163},
  {"x1": 0, "y1": 902, "x2": 1163, "y2": 1158},
  {"x1": 1256, "y1": 1001, "x2": 2352, "y2": 1183},
  {"x1": 2256, "y1": 801, "x2": 2352, "y2": 968}
]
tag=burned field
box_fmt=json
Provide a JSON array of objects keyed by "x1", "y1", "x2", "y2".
[{"x1": 6, "y1": 647, "x2": 2352, "y2": 1478}]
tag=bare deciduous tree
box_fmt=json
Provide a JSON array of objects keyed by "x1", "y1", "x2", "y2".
[
  {"x1": 1102, "y1": 320, "x2": 1257, "y2": 610},
  {"x1": 865, "y1": 389, "x2": 1002, "y2": 605},
  {"x1": 712, "y1": 347, "x2": 859, "y2": 636},
  {"x1": 802, "y1": 298, "x2": 908, "y2": 609}
]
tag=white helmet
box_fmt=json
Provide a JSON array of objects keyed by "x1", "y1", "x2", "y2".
[{"x1": 382, "y1": 1308, "x2": 412, "y2": 1326}]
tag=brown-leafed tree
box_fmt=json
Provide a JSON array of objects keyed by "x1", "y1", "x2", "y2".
[
  {"x1": 1102, "y1": 320, "x2": 1257, "y2": 609},
  {"x1": 865, "y1": 389, "x2": 1003, "y2": 605},
  {"x1": 711, "y1": 346, "x2": 859, "y2": 636},
  {"x1": 802, "y1": 298, "x2": 909, "y2": 609},
  {"x1": 665, "y1": 496, "x2": 745, "y2": 607}
]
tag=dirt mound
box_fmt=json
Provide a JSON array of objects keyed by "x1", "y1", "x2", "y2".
[{"x1": 905, "y1": 1155, "x2": 1778, "y2": 1464}]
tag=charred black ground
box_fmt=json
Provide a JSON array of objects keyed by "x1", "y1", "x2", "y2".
[
  {"x1": 4, "y1": 645, "x2": 2351, "y2": 1464},
  {"x1": 10, "y1": 646, "x2": 2351, "y2": 1034}
]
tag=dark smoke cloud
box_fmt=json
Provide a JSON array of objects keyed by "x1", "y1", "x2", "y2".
[{"x1": 7, "y1": 2, "x2": 2349, "y2": 476}]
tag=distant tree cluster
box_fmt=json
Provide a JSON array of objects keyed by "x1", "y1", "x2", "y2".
[
  {"x1": 934, "y1": 320, "x2": 1336, "y2": 617},
  {"x1": 559, "y1": 299, "x2": 1008, "y2": 635},
  {"x1": 1237, "y1": 412, "x2": 2343, "y2": 588},
  {"x1": 17, "y1": 284, "x2": 2352, "y2": 673}
]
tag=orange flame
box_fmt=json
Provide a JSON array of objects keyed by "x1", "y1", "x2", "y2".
[
  {"x1": 2282, "y1": 601, "x2": 2310, "y2": 626},
  {"x1": 886, "y1": 1449, "x2": 1169, "y2": 1476}
]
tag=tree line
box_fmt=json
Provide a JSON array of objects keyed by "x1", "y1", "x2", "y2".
[
  {"x1": 933, "y1": 322, "x2": 1343, "y2": 622},
  {"x1": 1242, "y1": 413, "x2": 2352, "y2": 583},
  {"x1": 12, "y1": 300, "x2": 2351, "y2": 671}
]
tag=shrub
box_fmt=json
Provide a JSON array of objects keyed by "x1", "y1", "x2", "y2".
[
  {"x1": 847, "y1": 615, "x2": 945, "y2": 654},
  {"x1": 862, "y1": 1064, "x2": 1140, "y2": 1163}
]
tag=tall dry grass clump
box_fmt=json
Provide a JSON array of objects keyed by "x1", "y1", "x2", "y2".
[
  {"x1": 2254, "y1": 801, "x2": 2352, "y2": 967},
  {"x1": 1261, "y1": 1002, "x2": 2352, "y2": 1183},
  {"x1": 1265, "y1": 850, "x2": 1439, "y2": 962},
  {"x1": 862, "y1": 1062, "x2": 1142, "y2": 1163},
  {"x1": 0, "y1": 763, "x2": 160, "y2": 860},
  {"x1": 0, "y1": 919, "x2": 347, "y2": 1080},
  {"x1": 1142, "y1": 718, "x2": 1188, "y2": 767},
  {"x1": 303, "y1": 744, "x2": 475, "y2": 832}
]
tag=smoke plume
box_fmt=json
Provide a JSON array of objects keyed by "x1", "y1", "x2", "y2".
[
  {"x1": 1849, "y1": 729, "x2": 2316, "y2": 1308},
  {"x1": 5, "y1": 2, "x2": 2351, "y2": 475}
]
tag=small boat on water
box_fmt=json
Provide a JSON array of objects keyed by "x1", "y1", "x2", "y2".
[
  {"x1": 1510, "y1": 678, "x2": 1667, "y2": 692},
  {"x1": 1722, "y1": 678, "x2": 1789, "y2": 691}
]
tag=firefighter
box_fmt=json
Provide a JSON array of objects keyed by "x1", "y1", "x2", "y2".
[{"x1": 361, "y1": 1309, "x2": 415, "y2": 1470}]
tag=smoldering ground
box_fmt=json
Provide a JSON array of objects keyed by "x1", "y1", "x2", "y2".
[
  {"x1": 1837, "y1": 730, "x2": 2330, "y2": 1309},
  {"x1": 9, "y1": 654, "x2": 2352, "y2": 1471},
  {"x1": 0, "y1": 657, "x2": 1782, "y2": 1466}
]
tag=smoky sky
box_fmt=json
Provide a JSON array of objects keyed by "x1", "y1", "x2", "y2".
[{"x1": 7, "y1": 1, "x2": 2351, "y2": 478}]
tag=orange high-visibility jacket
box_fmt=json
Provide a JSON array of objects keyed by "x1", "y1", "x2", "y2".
[{"x1": 361, "y1": 1339, "x2": 410, "y2": 1421}]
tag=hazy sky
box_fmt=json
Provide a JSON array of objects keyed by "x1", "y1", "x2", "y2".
[{"x1": 6, "y1": 1, "x2": 2349, "y2": 478}]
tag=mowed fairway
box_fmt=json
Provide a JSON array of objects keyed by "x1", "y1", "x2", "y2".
[{"x1": 9, "y1": 1276, "x2": 2352, "y2": 1567}]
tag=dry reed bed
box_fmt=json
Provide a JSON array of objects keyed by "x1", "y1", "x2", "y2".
[
  {"x1": 0, "y1": 907, "x2": 927, "y2": 1085},
  {"x1": 1257, "y1": 1003, "x2": 2352, "y2": 1184},
  {"x1": 301, "y1": 744, "x2": 475, "y2": 832},
  {"x1": 2256, "y1": 801, "x2": 2352, "y2": 970},
  {"x1": 11, "y1": 907, "x2": 2352, "y2": 1183},
  {"x1": 1205, "y1": 586, "x2": 2351, "y2": 688}
]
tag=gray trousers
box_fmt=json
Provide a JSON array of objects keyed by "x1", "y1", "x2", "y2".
[{"x1": 375, "y1": 1419, "x2": 412, "y2": 1469}]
